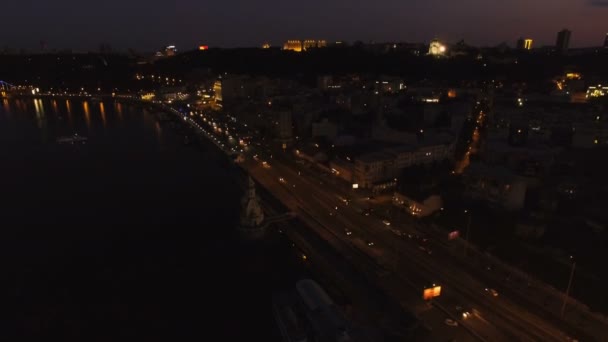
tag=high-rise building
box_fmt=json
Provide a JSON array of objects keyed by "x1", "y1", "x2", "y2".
[
  {"x1": 604, "y1": 33, "x2": 608, "y2": 48},
  {"x1": 556, "y1": 29, "x2": 571, "y2": 52},
  {"x1": 278, "y1": 111, "x2": 293, "y2": 145},
  {"x1": 213, "y1": 79, "x2": 222, "y2": 102}
]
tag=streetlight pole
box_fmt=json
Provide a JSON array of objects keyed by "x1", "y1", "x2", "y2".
[
  {"x1": 561, "y1": 256, "x2": 576, "y2": 318},
  {"x1": 464, "y1": 209, "x2": 472, "y2": 257}
]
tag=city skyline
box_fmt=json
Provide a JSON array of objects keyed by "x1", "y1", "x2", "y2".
[
  {"x1": 2, "y1": 2, "x2": 608, "y2": 339},
  {"x1": 1, "y1": 0, "x2": 607, "y2": 51}
]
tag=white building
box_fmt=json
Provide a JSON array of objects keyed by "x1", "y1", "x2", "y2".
[{"x1": 352, "y1": 141, "x2": 455, "y2": 190}]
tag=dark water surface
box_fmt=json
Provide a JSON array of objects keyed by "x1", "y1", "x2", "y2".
[{"x1": 0, "y1": 98, "x2": 299, "y2": 341}]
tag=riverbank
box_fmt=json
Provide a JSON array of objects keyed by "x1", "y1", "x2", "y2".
[{"x1": 0, "y1": 96, "x2": 319, "y2": 341}]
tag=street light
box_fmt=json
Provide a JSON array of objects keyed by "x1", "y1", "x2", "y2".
[
  {"x1": 464, "y1": 209, "x2": 472, "y2": 257},
  {"x1": 561, "y1": 255, "x2": 576, "y2": 318}
]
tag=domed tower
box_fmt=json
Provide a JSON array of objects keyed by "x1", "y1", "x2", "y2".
[
  {"x1": 240, "y1": 176, "x2": 265, "y2": 230},
  {"x1": 428, "y1": 38, "x2": 446, "y2": 56}
]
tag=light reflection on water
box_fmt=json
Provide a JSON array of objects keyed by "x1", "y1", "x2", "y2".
[
  {"x1": 115, "y1": 102, "x2": 123, "y2": 119},
  {"x1": 33, "y1": 98, "x2": 45, "y2": 116},
  {"x1": 0, "y1": 96, "x2": 243, "y2": 227},
  {"x1": 0, "y1": 98, "x2": 174, "y2": 148},
  {"x1": 0, "y1": 97, "x2": 294, "y2": 341},
  {"x1": 83, "y1": 101, "x2": 91, "y2": 128},
  {"x1": 65, "y1": 99, "x2": 72, "y2": 116},
  {"x1": 99, "y1": 102, "x2": 107, "y2": 127},
  {"x1": 33, "y1": 99, "x2": 47, "y2": 134}
]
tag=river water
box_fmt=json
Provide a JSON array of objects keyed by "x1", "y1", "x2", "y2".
[{"x1": 0, "y1": 98, "x2": 303, "y2": 341}]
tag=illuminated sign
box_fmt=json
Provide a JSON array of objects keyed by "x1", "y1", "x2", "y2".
[
  {"x1": 199, "y1": 45, "x2": 209, "y2": 51},
  {"x1": 423, "y1": 285, "x2": 442, "y2": 300},
  {"x1": 352, "y1": 184, "x2": 359, "y2": 189},
  {"x1": 448, "y1": 231, "x2": 460, "y2": 240}
]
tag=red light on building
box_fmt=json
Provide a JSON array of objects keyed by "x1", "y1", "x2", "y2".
[{"x1": 199, "y1": 45, "x2": 209, "y2": 51}]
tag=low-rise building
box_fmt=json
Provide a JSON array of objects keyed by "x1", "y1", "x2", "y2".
[
  {"x1": 463, "y1": 163, "x2": 528, "y2": 211},
  {"x1": 351, "y1": 141, "x2": 454, "y2": 191},
  {"x1": 353, "y1": 151, "x2": 397, "y2": 190},
  {"x1": 312, "y1": 118, "x2": 338, "y2": 140},
  {"x1": 329, "y1": 158, "x2": 354, "y2": 183},
  {"x1": 393, "y1": 191, "x2": 443, "y2": 217},
  {"x1": 283, "y1": 40, "x2": 302, "y2": 52}
]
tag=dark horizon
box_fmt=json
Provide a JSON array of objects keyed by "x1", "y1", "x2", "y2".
[{"x1": 1, "y1": 0, "x2": 607, "y2": 51}]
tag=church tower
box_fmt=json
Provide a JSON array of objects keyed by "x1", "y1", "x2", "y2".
[{"x1": 240, "y1": 176, "x2": 265, "y2": 231}]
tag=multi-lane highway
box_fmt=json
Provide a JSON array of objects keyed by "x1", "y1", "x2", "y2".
[
  {"x1": 246, "y1": 152, "x2": 588, "y2": 341},
  {"x1": 163, "y1": 100, "x2": 603, "y2": 341},
  {"x1": 251, "y1": 159, "x2": 481, "y2": 341}
]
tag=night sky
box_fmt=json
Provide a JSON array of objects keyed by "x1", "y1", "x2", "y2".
[{"x1": 1, "y1": 0, "x2": 607, "y2": 51}]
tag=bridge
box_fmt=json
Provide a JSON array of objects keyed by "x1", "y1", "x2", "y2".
[
  {"x1": 0, "y1": 80, "x2": 15, "y2": 92},
  {"x1": 262, "y1": 212, "x2": 297, "y2": 228},
  {"x1": 0, "y1": 80, "x2": 15, "y2": 91}
]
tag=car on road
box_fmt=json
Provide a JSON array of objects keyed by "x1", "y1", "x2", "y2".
[
  {"x1": 485, "y1": 288, "x2": 499, "y2": 297},
  {"x1": 455, "y1": 306, "x2": 471, "y2": 319},
  {"x1": 338, "y1": 196, "x2": 350, "y2": 205},
  {"x1": 382, "y1": 220, "x2": 391, "y2": 226},
  {"x1": 278, "y1": 177, "x2": 286, "y2": 183},
  {"x1": 345, "y1": 229, "x2": 352, "y2": 236},
  {"x1": 444, "y1": 318, "x2": 458, "y2": 327},
  {"x1": 366, "y1": 241, "x2": 375, "y2": 247},
  {"x1": 419, "y1": 246, "x2": 433, "y2": 255}
]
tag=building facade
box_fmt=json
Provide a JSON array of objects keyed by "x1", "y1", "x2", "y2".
[
  {"x1": 556, "y1": 29, "x2": 571, "y2": 52},
  {"x1": 352, "y1": 143, "x2": 455, "y2": 190},
  {"x1": 463, "y1": 163, "x2": 528, "y2": 211},
  {"x1": 278, "y1": 111, "x2": 293, "y2": 145},
  {"x1": 516, "y1": 38, "x2": 533, "y2": 50},
  {"x1": 283, "y1": 40, "x2": 303, "y2": 52},
  {"x1": 392, "y1": 192, "x2": 443, "y2": 218}
]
